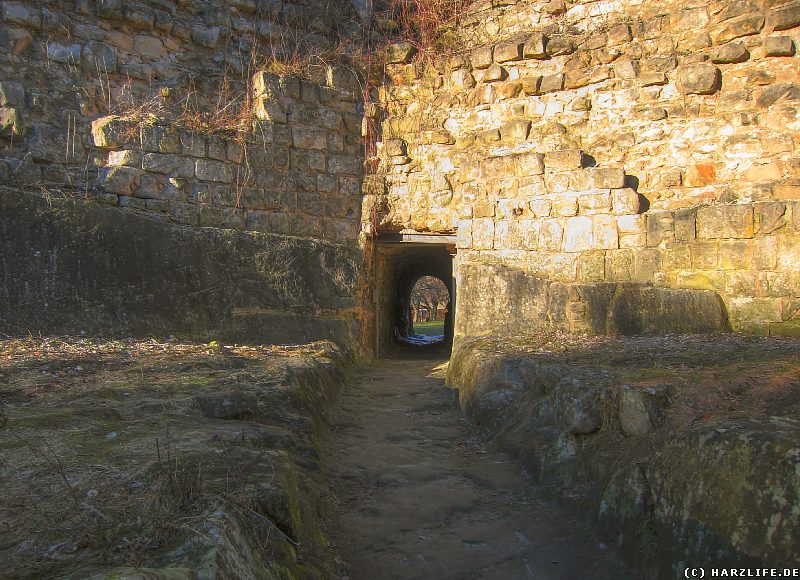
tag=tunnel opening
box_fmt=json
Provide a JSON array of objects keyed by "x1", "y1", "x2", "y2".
[
  {"x1": 405, "y1": 276, "x2": 450, "y2": 345},
  {"x1": 374, "y1": 239, "x2": 455, "y2": 356}
]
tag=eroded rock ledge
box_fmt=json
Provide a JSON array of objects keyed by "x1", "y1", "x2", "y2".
[
  {"x1": 446, "y1": 333, "x2": 800, "y2": 576},
  {"x1": 0, "y1": 338, "x2": 351, "y2": 579}
]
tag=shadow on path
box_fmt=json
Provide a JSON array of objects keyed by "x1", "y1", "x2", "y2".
[{"x1": 322, "y1": 354, "x2": 637, "y2": 579}]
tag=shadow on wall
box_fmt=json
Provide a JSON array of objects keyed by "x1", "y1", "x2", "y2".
[{"x1": 455, "y1": 262, "x2": 731, "y2": 340}]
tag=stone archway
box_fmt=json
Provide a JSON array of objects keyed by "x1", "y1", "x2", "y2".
[{"x1": 373, "y1": 237, "x2": 455, "y2": 355}]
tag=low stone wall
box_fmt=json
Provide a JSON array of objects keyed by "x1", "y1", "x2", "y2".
[
  {"x1": 446, "y1": 334, "x2": 800, "y2": 576},
  {"x1": 90, "y1": 71, "x2": 363, "y2": 241},
  {"x1": 0, "y1": 187, "x2": 362, "y2": 346}
]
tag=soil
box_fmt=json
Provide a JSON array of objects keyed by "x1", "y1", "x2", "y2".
[{"x1": 322, "y1": 346, "x2": 637, "y2": 580}]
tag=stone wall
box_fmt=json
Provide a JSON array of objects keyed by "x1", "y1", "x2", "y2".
[
  {"x1": 90, "y1": 70, "x2": 363, "y2": 241},
  {"x1": 370, "y1": 0, "x2": 800, "y2": 337},
  {"x1": 0, "y1": 1, "x2": 371, "y2": 347},
  {"x1": 0, "y1": 0, "x2": 359, "y2": 186}
]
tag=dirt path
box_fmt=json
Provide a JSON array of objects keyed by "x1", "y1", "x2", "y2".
[{"x1": 322, "y1": 355, "x2": 636, "y2": 580}]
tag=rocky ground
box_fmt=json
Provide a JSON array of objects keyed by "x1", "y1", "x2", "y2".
[
  {"x1": 447, "y1": 332, "x2": 800, "y2": 575},
  {"x1": 1, "y1": 333, "x2": 798, "y2": 578},
  {"x1": 0, "y1": 336, "x2": 349, "y2": 579}
]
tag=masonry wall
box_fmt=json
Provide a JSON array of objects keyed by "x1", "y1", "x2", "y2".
[
  {"x1": 0, "y1": 0, "x2": 370, "y2": 348},
  {"x1": 371, "y1": 0, "x2": 800, "y2": 338}
]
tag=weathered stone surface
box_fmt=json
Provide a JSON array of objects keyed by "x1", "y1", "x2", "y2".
[
  {"x1": 767, "y1": 3, "x2": 800, "y2": 31},
  {"x1": 545, "y1": 149, "x2": 584, "y2": 170},
  {"x1": 764, "y1": 35, "x2": 795, "y2": 56},
  {"x1": 710, "y1": 41, "x2": 749, "y2": 63},
  {"x1": 91, "y1": 116, "x2": 137, "y2": 148},
  {"x1": 618, "y1": 384, "x2": 673, "y2": 437},
  {"x1": 677, "y1": 63, "x2": 721, "y2": 94},
  {"x1": 696, "y1": 204, "x2": 754, "y2": 239}
]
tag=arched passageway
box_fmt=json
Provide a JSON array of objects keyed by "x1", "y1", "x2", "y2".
[{"x1": 373, "y1": 240, "x2": 455, "y2": 355}]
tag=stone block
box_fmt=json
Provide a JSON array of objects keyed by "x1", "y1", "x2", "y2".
[
  {"x1": 136, "y1": 173, "x2": 164, "y2": 200},
  {"x1": 677, "y1": 63, "x2": 721, "y2": 95},
  {"x1": 719, "y1": 239, "x2": 754, "y2": 270},
  {"x1": 611, "y1": 188, "x2": 641, "y2": 215},
  {"x1": 539, "y1": 219, "x2": 564, "y2": 251},
  {"x1": 767, "y1": 3, "x2": 800, "y2": 31},
  {"x1": 46, "y1": 41, "x2": 80, "y2": 63},
  {"x1": 482, "y1": 63, "x2": 507, "y2": 83},
  {"x1": 255, "y1": 97, "x2": 287, "y2": 123},
  {"x1": 494, "y1": 42, "x2": 523, "y2": 63},
  {"x1": 521, "y1": 76, "x2": 542, "y2": 95},
  {"x1": 755, "y1": 202, "x2": 787, "y2": 234},
  {"x1": 540, "y1": 73, "x2": 565, "y2": 93},
  {"x1": 729, "y1": 297, "x2": 783, "y2": 323},
  {"x1": 472, "y1": 218, "x2": 495, "y2": 249},
  {"x1": 553, "y1": 194, "x2": 579, "y2": 217},
  {"x1": 451, "y1": 69, "x2": 476, "y2": 89},
  {"x1": 578, "y1": 252, "x2": 606, "y2": 282},
  {"x1": 564, "y1": 216, "x2": 593, "y2": 252},
  {"x1": 470, "y1": 46, "x2": 494, "y2": 69},
  {"x1": 473, "y1": 203, "x2": 495, "y2": 218},
  {"x1": 613, "y1": 58, "x2": 639, "y2": 79},
  {"x1": 617, "y1": 214, "x2": 646, "y2": 234},
  {"x1": 546, "y1": 37, "x2": 575, "y2": 56},
  {"x1": 677, "y1": 270, "x2": 725, "y2": 291},
  {"x1": 518, "y1": 219, "x2": 541, "y2": 250},
  {"x1": 142, "y1": 153, "x2": 178, "y2": 175},
  {"x1": 1, "y1": 3, "x2": 41, "y2": 28},
  {"x1": 578, "y1": 191, "x2": 612, "y2": 215},
  {"x1": 710, "y1": 42, "x2": 750, "y2": 64},
  {"x1": 593, "y1": 214, "x2": 619, "y2": 249},
  {"x1": 764, "y1": 36, "x2": 795, "y2": 56},
  {"x1": 647, "y1": 211, "x2": 675, "y2": 246},
  {"x1": 593, "y1": 168, "x2": 626, "y2": 189},
  {"x1": 500, "y1": 120, "x2": 531, "y2": 142},
  {"x1": 696, "y1": 204, "x2": 754, "y2": 239},
  {"x1": 545, "y1": 149, "x2": 584, "y2": 170},
  {"x1": 523, "y1": 33, "x2": 547, "y2": 59},
  {"x1": 606, "y1": 250, "x2": 633, "y2": 281},
  {"x1": 608, "y1": 24, "x2": 632, "y2": 46},
  {"x1": 715, "y1": 14, "x2": 765, "y2": 43},
  {"x1": 570, "y1": 170, "x2": 593, "y2": 192},
  {"x1": 517, "y1": 152, "x2": 545, "y2": 176},
  {"x1": 99, "y1": 166, "x2": 140, "y2": 195},
  {"x1": 529, "y1": 198, "x2": 552, "y2": 218},
  {"x1": 91, "y1": 116, "x2": 137, "y2": 148},
  {"x1": 139, "y1": 125, "x2": 180, "y2": 154},
  {"x1": 292, "y1": 126, "x2": 327, "y2": 150},
  {"x1": 107, "y1": 150, "x2": 141, "y2": 167},
  {"x1": 690, "y1": 240, "x2": 719, "y2": 269},
  {"x1": 195, "y1": 159, "x2": 233, "y2": 183},
  {"x1": 457, "y1": 220, "x2": 472, "y2": 249},
  {"x1": 191, "y1": 25, "x2": 221, "y2": 48},
  {"x1": 0, "y1": 82, "x2": 24, "y2": 107},
  {"x1": 726, "y1": 271, "x2": 757, "y2": 297},
  {"x1": 674, "y1": 208, "x2": 697, "y2": 241}
]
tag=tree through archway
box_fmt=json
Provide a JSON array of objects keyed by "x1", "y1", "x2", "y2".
[{"x1": 409, "y1": 276, "x2": 450, "y2": 338}]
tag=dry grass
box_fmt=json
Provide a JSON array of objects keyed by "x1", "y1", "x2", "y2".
[{"x1": 0, "y1": 336, "x2": 337, "y2": 576}]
